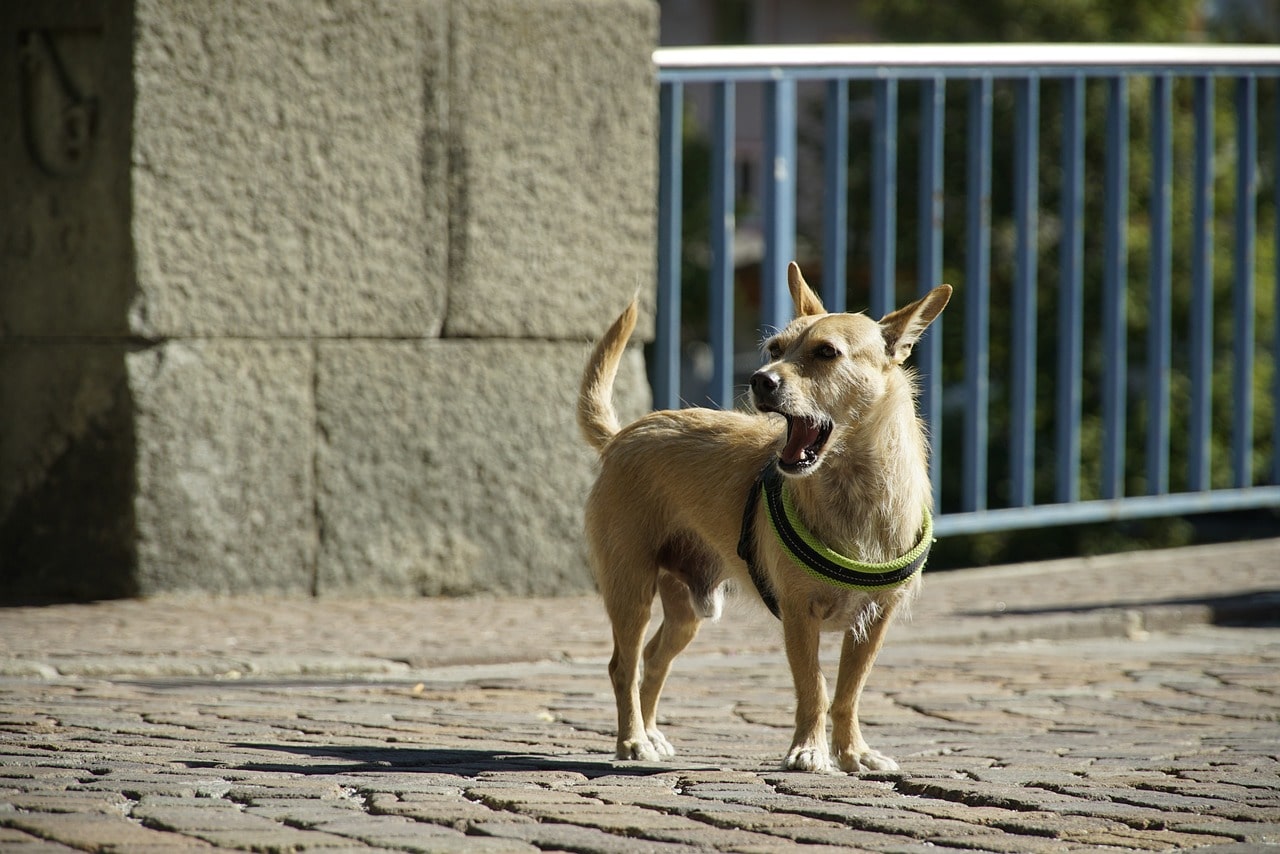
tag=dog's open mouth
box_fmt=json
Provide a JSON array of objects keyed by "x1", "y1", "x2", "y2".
[{"x1": 778, "y1": 415, "x2": 833, "y2": 473}]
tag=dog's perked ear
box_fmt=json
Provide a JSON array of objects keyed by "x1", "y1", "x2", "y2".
[
  {"x1": 879, "y1": 284, "x2": 953, "y2": 365},
  {"x1": 787, "y1": 262, "x2": 826, "y2": 318}
]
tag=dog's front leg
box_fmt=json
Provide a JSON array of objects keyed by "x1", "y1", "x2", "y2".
[
  {"x1": 780, "y1": 603, "x2": 836, "y2": 774},
  {"x1": 830, "y1": 603, "x2": 899, "y2": 772}
]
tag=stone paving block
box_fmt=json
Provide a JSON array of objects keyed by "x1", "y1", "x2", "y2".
[
  {"x1": 225, "y1": 780, "x2": 351, "y2": 802},
  {"x1": 471, "y1": 820, "x2": 701, "y2": 853},
  {"x1": 653, "y1": 825, "x2": 895, "y2": 853},
  {"x1": 315, "y1": 339, "x2": 649, "y2": 596},
  {"x1": 133, "y1": 802, "x2": 278, "y2": 832},
  {"x1": 577, "y1": 788, "x2": 700, "y2": 815},
  {"x1": 538, "y1": 804, "x2": 710, "y2": 834},
  {"x1": 921, "y1": 830, "x2": 1069, "y2": 854},
  {"x1": 3, "y1": 792, "x2": 130, "y2": 815},
  {"x1": 2, "y1": 812, "x2": 205, "y2": 850},
  {"x1": 1053, "y1": 785, "x2": 1280, "y2": 821},
  {"x1": 475, "y1": 769, "x2": 590, "y2": 786},
  {"x1": 365, "y1": 791, "x2": 519, "y2": 830},
  {"x1": 750, "y1": 820, "x2": 953, "y2": 852},
  {"x1": 190, "y1": 826, "x2": 356, "y2": 850},
  {"x1": 1174, "y1": 819, "x2": 1280, "y2": 843},
  {"x1": 0, "y1": 833, "x2": 106, "y2": 854},
  {"x1": 442, "y1": 0, "x2": 656, "y2": 340},
  {"x1": 468, "y1": 784, "x2": 597, "y2": 808},
  {"x1": 310, "y1": 813, "x2": 478, "y2": 849},
  {"x1": 0, "y1": 826, "x2": 63, "y2": 848}
]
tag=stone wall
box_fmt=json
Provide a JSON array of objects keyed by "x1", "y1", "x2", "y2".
[{"x1": 0, "y1": 0, "x2": 656, "y2": 602}]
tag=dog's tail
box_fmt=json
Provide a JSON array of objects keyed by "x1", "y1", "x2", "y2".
[{"x1": 578, "y1": 298, "x2": 639, "y2": 453}]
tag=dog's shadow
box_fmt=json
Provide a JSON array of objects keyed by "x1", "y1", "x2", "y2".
[{"x1": 227, "y1": 743, "x2": 671, "y2": 778}]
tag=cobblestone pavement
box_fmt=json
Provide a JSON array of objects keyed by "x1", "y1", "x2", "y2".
[{"x1": 2, "y1": 538, "x2": 1278, "y2": 852}]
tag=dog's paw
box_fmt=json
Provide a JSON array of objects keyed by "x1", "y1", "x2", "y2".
[
  {"x1": 646, "y1": 728, "x2": 676, "y2": 757},
  {"x1": 616, "y1": 738, "x2": 664, "y2": 762},
  {"x1": 836, "y1": 748, "x2": 899, "y2": 773},
  {"x1": 784, "y1": 745, "x2": 842, "y2": 775}
]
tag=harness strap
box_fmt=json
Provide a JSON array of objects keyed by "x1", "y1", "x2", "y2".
[
  {"x1": 738, "y1": 462, "x2": 932, "y2": 621},
  {"x1": 737, "y1": 463, "x2": 781, "y2": 619}
]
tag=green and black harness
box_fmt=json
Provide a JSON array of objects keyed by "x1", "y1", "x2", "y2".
[{"x1": 737, "y1": 462, "x2": 933, "y2": 620}]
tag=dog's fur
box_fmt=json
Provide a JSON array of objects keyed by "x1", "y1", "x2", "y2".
[{"x1": 579, "y1": 262, "x2": 951, "y2": 774}]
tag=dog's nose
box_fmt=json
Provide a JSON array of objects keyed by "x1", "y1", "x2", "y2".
[{"x1": 751, "y1": 370, "x2": 780, "y2": 397}]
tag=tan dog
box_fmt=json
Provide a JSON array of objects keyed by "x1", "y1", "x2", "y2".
[{"x1": 579, "y1": 262, "x2": 951, "y2": 774}]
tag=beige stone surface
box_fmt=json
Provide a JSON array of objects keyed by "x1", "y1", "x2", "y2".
[
  {"x1": 129, "y1": 340, "x2": 317, "y2": 594},
  {"x1": 443, "y1": 0, "x2": 658, "y2": 340},
  {"x1": 128, "y1": 0, "x2": 447, "y2": 337},
  {"x1": 1, "y1": 0, "x2": 658, "y2": 600},
  {"x1": 315, "y1": 339, "x2": 650, "y2": 595}
]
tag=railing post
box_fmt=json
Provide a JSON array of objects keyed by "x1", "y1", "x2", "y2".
[
  {"x1": 1147, "y1": 74, "x2": 1172, "y2": 496},
  {"x1": 871, "y1": 79, "x2": 898, "y2": 318},
  {"x1": 1011, "y1": 76, "x2": 1039, "y2": 508},
  {"x1": 762, "y1": 78, "x2": 797, "y2": 335},
  {"x1": 823, "y1": 79, "x2": 849, "y2": 313},
  {"x1": 963, "y1": 76, "x2": 992, "y2": 514},
  {"x1": 1056, "y1": 75, "x2": 1085, "y2": 504},
  {"x1": 655, "y1": 81, "x2": 684, "y2": 411},
  {"x1": 1101, "y1": 76, "x2": 1130, "y2": 501},
  {"x1": 1275, "y1": 92, "x2": 1280, "y2": 487},
  {"x1": 1189, "y1": 76, "x2": 1215, "y2": 492},
  {"x1": 918, "y1": 76, "x2": 945, "y2": 502},
  {"x1": 709, "y1": 81, "x2": 737, "y2": 409},
  {"x1": 1233, "y1": 74, "x2": 1257, "y2": 489}
]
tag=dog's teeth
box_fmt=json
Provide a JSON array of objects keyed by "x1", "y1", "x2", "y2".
[{"x1": 782, "y1": 418, "x2": 823, "y2": 465}]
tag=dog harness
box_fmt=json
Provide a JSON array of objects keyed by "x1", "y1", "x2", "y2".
[{"x1": 737, "y1": 462, "x2": 933, "y2": 620}]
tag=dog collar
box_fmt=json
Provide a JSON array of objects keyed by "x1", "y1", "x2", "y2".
[{"x1": 738, "y1": 463, "x2": 932, "y2": 619}]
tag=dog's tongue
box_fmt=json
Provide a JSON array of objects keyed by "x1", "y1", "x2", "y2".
[{"x1": 781, "y1": 418, "x2": 821, "y2": 465}]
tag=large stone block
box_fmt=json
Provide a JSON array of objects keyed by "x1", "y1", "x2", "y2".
[
  {"x1": 443, "y1": 0, "x2": 658, "y2": 340},
  {"x1": 128, "y1": 0, "x2": 447, "y2": 337},
  {"x1": 129, "y1": 341, "x2": 316, "y2": 594},
  {"x1": 0, "y1": 340, "x2": 315, "y2": 602},
  {"x1": 315, "y1": 339, "x2": 650, "y2": 596}
]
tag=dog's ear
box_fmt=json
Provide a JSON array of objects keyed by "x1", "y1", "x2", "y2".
[
  {"x1": 880, "y1": 284, "x2": 952, "y2": 365},
  {"x1": 787, "y1": 262, "x2": 826, "y2": 317}
]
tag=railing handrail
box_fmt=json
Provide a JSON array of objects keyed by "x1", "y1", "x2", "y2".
[{"x1": 655, "y1": 43, "x2": 1280, "y2": 80}]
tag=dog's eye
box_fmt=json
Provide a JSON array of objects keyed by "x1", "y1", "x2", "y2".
[
  {"x1": 815, "y1": 343, "x2": 841, "y2": 359},
  {"x1": 764, "y1": 341, "x2": 783, "y2": 360}
]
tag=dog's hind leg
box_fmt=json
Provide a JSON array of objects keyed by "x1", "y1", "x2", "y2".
[
  {"x1": 602, "y1": 565, "x2": 662, "y2": 762},
  {"x1": 638, "y1": 571, "x2": 704, "y2": 756},
  {"x1": 831, "y1": 601, "x2": 899, "y2": 772}
]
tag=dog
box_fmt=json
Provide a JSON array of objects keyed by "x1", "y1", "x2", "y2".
[{"x1": 578, "y1": 262, "x2": 950, "y2": 774}]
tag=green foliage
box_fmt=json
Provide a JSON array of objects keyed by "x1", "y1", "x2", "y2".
[{"x1": 863, "y1": 0, "x2": 1197, "y2": 43}]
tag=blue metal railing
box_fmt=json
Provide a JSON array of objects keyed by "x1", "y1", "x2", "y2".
[{"x1": 653, "y1": 44, "x2": 1280, "y2": 537}]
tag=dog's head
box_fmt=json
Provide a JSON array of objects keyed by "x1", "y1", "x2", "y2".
[{"x1": 751, "y1": 262, "x2": 951, "y2": 476}]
